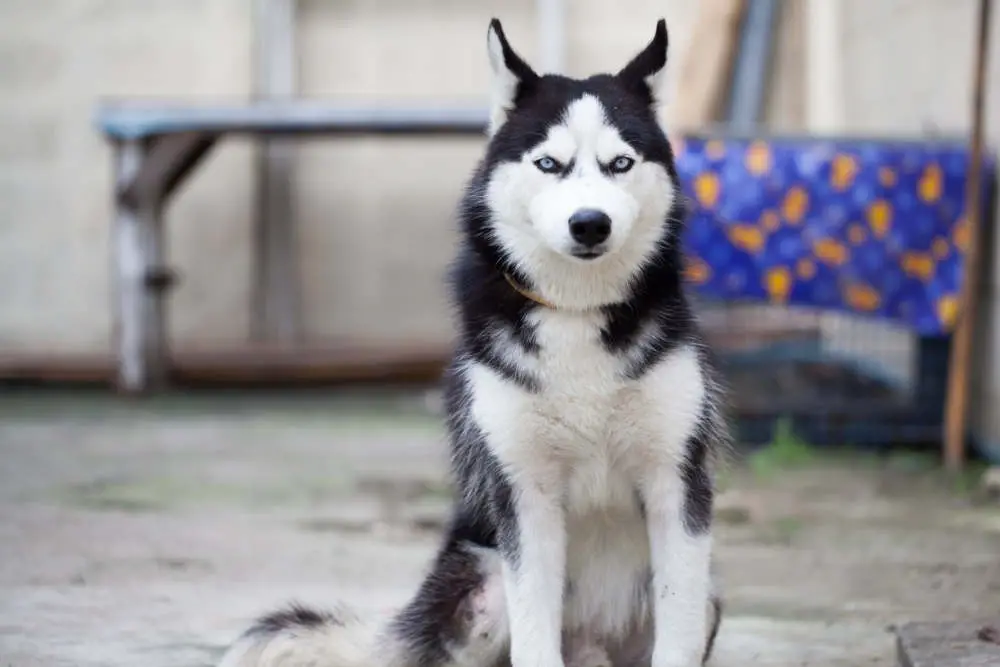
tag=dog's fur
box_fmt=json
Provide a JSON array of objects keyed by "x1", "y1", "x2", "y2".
[{"x1": 217, "y1": 18, "x2": 727, "y2": 667}]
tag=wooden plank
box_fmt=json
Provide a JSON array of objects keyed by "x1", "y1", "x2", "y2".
[
  {"x1": 252, "y1": 0, "x2": 301, "y2": 344},
  {"x1": 670, "y1": 0, "x2": 746, "y2": 132},
  {"x1": 944, "y1": 0, "x2": 994, "y2": 471},
  {"x1": 896, "y1": 619, "x2": 1000, "y2": 667}
]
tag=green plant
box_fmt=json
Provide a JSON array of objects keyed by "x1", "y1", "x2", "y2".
[{"x1": 748, "y1": 418, "x2": 816, "y2": 478}]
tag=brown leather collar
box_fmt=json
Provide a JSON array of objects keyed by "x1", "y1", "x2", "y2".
[{"x1": 503, "y1": 272, "x2": 556, "y2": 309}]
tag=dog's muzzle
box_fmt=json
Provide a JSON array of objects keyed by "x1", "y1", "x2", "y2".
[{"x1": 568, "y1": 208, "x2": 611, "y2": 259}]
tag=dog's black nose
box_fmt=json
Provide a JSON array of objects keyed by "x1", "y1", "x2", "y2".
[{"x1": 568, "y1": 209, "x2": 612, "y2": 247}]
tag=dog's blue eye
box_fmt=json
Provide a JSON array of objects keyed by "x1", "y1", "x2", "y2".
[
  {"x1": 534, "y1": 156, "x2": 562, "y2": 173},
  {"x1": 610, "y1": 156, "x2": 635, "y2": 173}
]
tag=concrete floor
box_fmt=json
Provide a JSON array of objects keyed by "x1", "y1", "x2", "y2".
[{"x1": 1, "y1": 388, "x2": 998, "y2": 667}]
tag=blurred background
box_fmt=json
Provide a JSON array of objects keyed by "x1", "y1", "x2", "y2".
[{"x1": 2, "y1": 1, "x2": 1000, "y2": 666}]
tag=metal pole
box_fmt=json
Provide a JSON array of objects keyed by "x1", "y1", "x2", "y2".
[
  {"x1": 113, "y1": 140, "x2": 148, "y2": 394},
  {"x1": 726, "y1": 0, "x2": 779, "y2": 132},
  {"x1": 252, "y1": 0, "x2": 302, "y2": 344}
]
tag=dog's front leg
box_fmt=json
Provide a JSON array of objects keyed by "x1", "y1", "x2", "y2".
[
  {"x1": 642, "y1": 454, "x2": 713, "y2": 667},
  {"x1": 500, "y1": 473, "x2": 566, "y2": 667}
]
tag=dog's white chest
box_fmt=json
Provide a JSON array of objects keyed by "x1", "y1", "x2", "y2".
[
  {"x1": 467, "y1": 310, "x2": 708, "y2": 640},
  {"x1": 467, "y1": 309, "x2": 701, "y2": 470},
  {"x1": 473, "y1": 310, "x2": 637, "y2": 477},
  {"x1": 468, "y1": 309, "x2": 702, "y2": 489},
  {"x1": 532, "y1": 311, "x2": 627, "y2": 454}
]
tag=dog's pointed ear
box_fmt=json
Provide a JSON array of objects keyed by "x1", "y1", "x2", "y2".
[
  {"x1": 616, "y1": 19, "x2": 670, "y2": 108},
  {"x1": 487, "y1": 18, "x2": 538, "y2": 136}
]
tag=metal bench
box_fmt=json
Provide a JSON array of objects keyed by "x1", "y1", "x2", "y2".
[{"x1": 95, "y1": 102, "x2": 488, "y2": 394}]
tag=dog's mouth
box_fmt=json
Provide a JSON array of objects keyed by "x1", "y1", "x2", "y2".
[{"x1": 570, "y1": 246, "x2": 608, "y2": 260}]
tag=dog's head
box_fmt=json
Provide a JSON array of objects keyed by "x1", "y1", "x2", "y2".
[{"x1": 469, "y1": 18, "x2": 681, "y2": 309}]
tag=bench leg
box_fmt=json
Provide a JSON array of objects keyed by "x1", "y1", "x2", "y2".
[
  {"x1": 252, "y1": 136, "x2": 302, "y2": 343},
  {"x1": 113, "y1": 140, "x2": 169, "y2": 394}
]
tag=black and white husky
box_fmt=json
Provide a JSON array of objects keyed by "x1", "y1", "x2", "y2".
[{"x1": 218, "y1": 17, "x2": 727, "y2": 667}]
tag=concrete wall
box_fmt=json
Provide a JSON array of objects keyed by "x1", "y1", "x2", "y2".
[
  {"x1": 1, "y1": 0, "x2": 999, "y2": 446},
  {"x1": 294, "y1": 0, "x2": 530, "y2": 347},
  {"x1": 0, "y1": 0, "x2": 254, "y2": 352}
]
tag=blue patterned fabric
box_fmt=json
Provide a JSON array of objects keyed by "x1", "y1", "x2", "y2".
[{"x1": 675, "y1": 136, "x2": 996, "y2": 335}]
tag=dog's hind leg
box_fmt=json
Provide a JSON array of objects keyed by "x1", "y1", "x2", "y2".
[
  {"x1": 216, "y1": 539, "x2": 510, "y2": 667},
  {"x1": 702, "y1": 591, "x2": 723, "y2": 665},
  {"x1": 389, "y1": 540, "x2": 510, "y2": 667}
]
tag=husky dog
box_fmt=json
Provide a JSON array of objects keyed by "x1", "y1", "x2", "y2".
[{"x1": 218, "y1": 17, "x2": 727, "y2": 667}]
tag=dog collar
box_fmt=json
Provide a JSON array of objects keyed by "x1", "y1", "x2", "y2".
[{"x1": 503, "y1": 272, "x2": 556, "y2": 309}]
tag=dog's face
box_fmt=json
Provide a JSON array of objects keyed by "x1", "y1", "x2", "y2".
[{"x1": 474, "y1": 19, "x2": 680, "y2": 308}]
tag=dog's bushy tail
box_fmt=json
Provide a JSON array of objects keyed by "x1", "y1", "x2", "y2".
[{"x1": 217, "y1": 603, "x2": 402, "y2": 667}]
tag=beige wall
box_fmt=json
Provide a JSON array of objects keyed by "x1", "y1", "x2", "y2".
[
  {"x1": 293, "y1": 0, "x2": 531, "y2": 347},
  {"x1": 0, "y1": 0, "x2": 254, "y2": 352},
  {"x1": 1, "y1": 0, "x2": 999, "y2": 445}
]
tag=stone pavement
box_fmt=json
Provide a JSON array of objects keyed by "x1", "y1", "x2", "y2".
[{"x1": 1, "y1": 388, "x2": 998, "y2": 667}]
